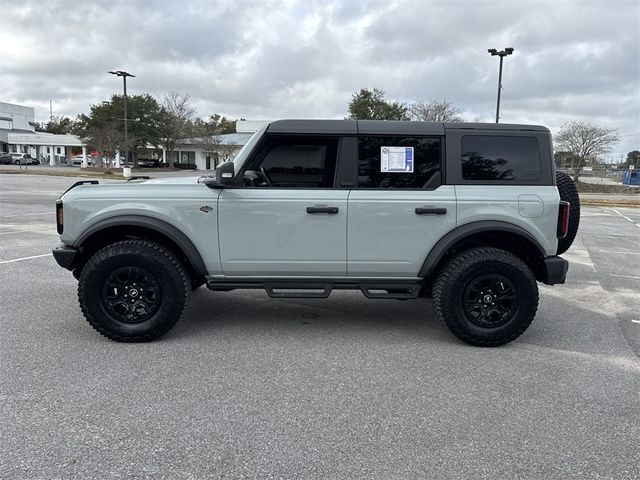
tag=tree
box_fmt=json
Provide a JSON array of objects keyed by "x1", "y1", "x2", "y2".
[
  {"x1": 35, "y1": 116, "x2": 75, "y2": 134},
  {"x1": 409, "y1": 100, "x2": 463, "y2": 122},
  {"x1": 85, "y1": 121, "x2": 134, "y2": 172},
  {"x1": 188, "y1": 114, "x2": 237, "y2": 166},
  {"x1": 75, "y1": 94, "x2": 164, "y2": 167},
  {"x1": 555, "y1": 122, "x2": 620, "y2": 179},
  {"x1": 158, "y1": 92, "x2": 197, "y2": 167},
  {"x1": 625, "y1": 150, "x2": 640, "y2": 168},
  {"x1": 347, "y1": 88, "x2": 409, "y2": 120}
]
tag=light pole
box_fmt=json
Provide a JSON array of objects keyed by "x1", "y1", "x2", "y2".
[
  {"x1": 488, "y1": 47, "x2": 514, "y2": 123},
  {"x1": 108, "y1": 70, "x2": 135, "y2": 166}
]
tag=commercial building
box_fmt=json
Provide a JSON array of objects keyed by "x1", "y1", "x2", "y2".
[
  {"x1": 170, "y1": 120, "x2": 268, "y2": 170},
  {"x1": 0, "y1": 101, "x2": 85, "y2": 165}
]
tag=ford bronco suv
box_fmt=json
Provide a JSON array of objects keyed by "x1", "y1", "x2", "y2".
[{"x1": 52, "y1": 120, "x2": 579, "y2": 346}]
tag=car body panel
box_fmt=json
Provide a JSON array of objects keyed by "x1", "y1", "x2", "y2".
[
  {"x1": 218, "y1": 188, "x2": 349, "y2": 276},
  {"x1": 347, "y1": 186, "x2": 457, "y2": 276}
]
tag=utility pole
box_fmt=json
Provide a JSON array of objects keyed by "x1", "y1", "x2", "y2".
[
  {"x1": 108, "y1": 70, "x2": 135, "y2": 167},
  {"x1": 488, "y1": 47, "x2": 514, "y2": 123}
]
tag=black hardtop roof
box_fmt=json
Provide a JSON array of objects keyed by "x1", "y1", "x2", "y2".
[{"x1": 266, "y1": 119, "x2": 549, "y2": 135}]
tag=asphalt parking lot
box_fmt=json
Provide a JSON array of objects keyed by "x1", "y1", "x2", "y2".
[{"x1": 1, "y1": 174, "x2": 639, "y2": 479}]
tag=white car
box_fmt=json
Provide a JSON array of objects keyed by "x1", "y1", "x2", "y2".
[
  {"x1": 71, "y1": 155, "x2": 94, "y2": 167},
  {"x1": 11, "y1": 153, "x2": 38, "y2": 165}
]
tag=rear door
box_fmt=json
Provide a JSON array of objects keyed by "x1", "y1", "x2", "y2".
[
  {"x1": 218, "y1": 135, "x2": 349, "y2": 277},
  {"x1": 347, "y1": 130, "x2": 456, "y2": 277}
]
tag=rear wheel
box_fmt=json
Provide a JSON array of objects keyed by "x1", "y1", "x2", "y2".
[
  {"x1": 556, "y1": 171, "x2": 580, "y2": 254},
  {"x1": 78, "y1": 239, "x2": 190, "y2": 342},
  {"x1": 432, "y1": 248, "x2": 538, "y2": 347}
]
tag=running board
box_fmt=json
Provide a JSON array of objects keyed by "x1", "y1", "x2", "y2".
[
  {"x1": 360, "y1": 283, "x2": 420, "y2": 299},
  {"x1": 207, "y1": 280, "x2": 421, "y2": 299}
]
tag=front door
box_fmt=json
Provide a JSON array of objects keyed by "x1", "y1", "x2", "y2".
[{"x1": 218, "y1": 136, "x2": 347, "y2": 277}]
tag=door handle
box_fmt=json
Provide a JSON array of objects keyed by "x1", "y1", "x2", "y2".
[
  {"x1": 307, "y1": 206, "x2": 339, "y2": 214},
  {"x1": 415, "y1": 206, "x2": 447, "y2": 215}
]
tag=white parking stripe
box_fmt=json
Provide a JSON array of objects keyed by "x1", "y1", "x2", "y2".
[
  {"x1": 599, "y1": 250, "x2": 640, "y2": 255},
  {"x1": 611, "y1": 208, "x2": 635, "y2": 223},
  {"x1": 0, "y1": 212, "x2": 52, "y2": 218},
  {"x1": 632, "y1": 320, "x2": 640, "y2": 324},
  {"x1": 609, "y1": 273, "x2": 640, "y2": 280},
  {"x1": 0, "y1": 253, "x2": 52, "y2": 264}
]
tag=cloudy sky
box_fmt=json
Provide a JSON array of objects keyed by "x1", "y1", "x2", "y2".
[{"x1": 2, "y1": 0, "x2": 639, "y2": 156}]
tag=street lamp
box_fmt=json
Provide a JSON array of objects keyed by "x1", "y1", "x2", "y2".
[
  {"x1": 488, "y1": 47, "x2": 514, "y2": 123},
  {"x1": 108, "y1": 70, "x2": 135, "y2": 166}
]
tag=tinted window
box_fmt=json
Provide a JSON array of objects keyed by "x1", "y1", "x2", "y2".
[
  {"x1": 462, "y1": 136, "x2": 540, "y2": 181},
  {"x1": 254, "y1": 137, "x2": 338, "y2": 188},
  {"x1": 358, "y1": 137, "x2": 441, "y2": 188}
]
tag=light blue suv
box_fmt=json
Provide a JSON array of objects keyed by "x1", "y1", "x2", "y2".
[{"x1": 53, "y1": 120, "x2": 579, "y2": 346}]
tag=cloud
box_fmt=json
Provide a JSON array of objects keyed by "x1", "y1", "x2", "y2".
[{"x1": 1, "y1": 0, "x2": 638, "y2": 153}]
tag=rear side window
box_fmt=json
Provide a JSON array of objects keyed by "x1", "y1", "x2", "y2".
[
  {"x1": 357, "y1": 137, "x2": 441, "y2": 188},
  {"x1": 462, "y1": 136, "x2": 540, "y2": 181}
]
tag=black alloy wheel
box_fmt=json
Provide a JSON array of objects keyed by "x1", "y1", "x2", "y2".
[
  {"x1": 461, "y1": 274, "x2": 517, "y2": 328},
  {"x1": 102, "y1": 266, "x2": 162, "y2": 323}
]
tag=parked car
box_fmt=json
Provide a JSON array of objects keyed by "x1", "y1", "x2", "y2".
[
  {"x1": 10, "y1": 153, "x2": 38, "y2": 165},
  {"x1": 0, "y1": 153, "x2": 13, "y2": 165},
  {"x1": 70, "y1": 155, "x2": 94, "y2": 167},
  {"x1": 53, "y1": 119, "x2": 580, "y2": 346}
]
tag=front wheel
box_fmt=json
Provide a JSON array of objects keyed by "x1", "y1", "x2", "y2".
[
  {"x1": 78, "y1": 239, "x2": 190, "y2": 342},
  {"x1": 432, "y1": 248, "x2": 538, "y2": 347}
]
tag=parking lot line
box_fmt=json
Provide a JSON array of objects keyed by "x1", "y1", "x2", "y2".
[
  {"x1": 632, "y1": 320, "x2": 640, "y2": 324},
  {"x1": 0, "y1": 253, "x2": 52, "y2": 264},
  {"x1": 1, "y1": 212, "x2": 52, "y2": 218},
  {"x1": 609, "y1": 273, "x2": 640, "y2": 280},
  {"x1": 611, "y1": 208, "x2": 635, "y2": 223},
  {"x1": 599, "y1": 250, "x2": 640, "y2": 255}
]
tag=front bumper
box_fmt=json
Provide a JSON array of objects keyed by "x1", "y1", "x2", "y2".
[
  {"x1": 542, "y1": 256, "x2": 569, "y2": 285},
  {"x1": 52, "y1": 243, "x2": 78, "y2": 271}
]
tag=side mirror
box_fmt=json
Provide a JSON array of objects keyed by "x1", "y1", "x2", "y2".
[{"x1": 205, "y1": 161, "x2": 235, "y2": 188}]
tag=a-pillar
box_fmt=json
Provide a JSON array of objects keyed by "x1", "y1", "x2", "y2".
[
  {"x1": 49, "y1": 146, "x2": 55, "y2": 166},
  {"x1": 81, "y1": 146, "x2": 88, "y2": 169}
]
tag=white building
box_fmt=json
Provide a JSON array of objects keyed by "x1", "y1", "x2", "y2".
[
  {"x1": 170, "y1": 120, "x2": 268, "y2": 170},
  {"x1": 1, "y1": 101, "x2": 86, "y2": 165}
]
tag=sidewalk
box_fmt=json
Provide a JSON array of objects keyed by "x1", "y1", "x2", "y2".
[{"x1": 580, "y1": 192, "x2": 640, "y2": 207}]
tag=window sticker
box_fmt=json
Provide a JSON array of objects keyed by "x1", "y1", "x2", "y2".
[{"x1": 381, "y1": 146, "x2": 414, "y2": 173}]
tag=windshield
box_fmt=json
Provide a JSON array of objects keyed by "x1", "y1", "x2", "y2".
[{"x1": 232, "y1": 125, "x2": 267, "y2": 171}]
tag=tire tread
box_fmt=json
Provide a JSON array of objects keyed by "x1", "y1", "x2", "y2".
[
  {"x1": 432, "y1": 247, "x2": 539, "y2": 347},
  {"x1": 77, "y1": 239, "x2": 190, "y2": 342}
]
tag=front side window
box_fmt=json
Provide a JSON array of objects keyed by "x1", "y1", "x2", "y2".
[
  {"x1": 462, "y1": 136, "x2": 541, "y2": 181},
  {"x1": 357, "y1": 136, "x2": 441, "y2": 188},
  {"x1": 248, "y1": 137, "x2": 338, "y2": 188}
]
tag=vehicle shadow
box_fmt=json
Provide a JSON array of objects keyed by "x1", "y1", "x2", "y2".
[{"x1": 170, "y1": 287, "x2": 453, "y2": 344}]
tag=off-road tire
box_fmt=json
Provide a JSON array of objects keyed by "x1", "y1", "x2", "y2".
[
  {"x1": 78, "y1": 239, "x2": 190, "y2": 342},
  {"x1": 432, "y1": 247, "x2": 538, "y2": 347},
  {"x1": 556, "y1": 171, "x2": 580, "y2": 255}
]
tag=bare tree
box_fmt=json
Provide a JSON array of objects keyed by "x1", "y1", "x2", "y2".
[
  {"x1": 409, "y1": 100, "x2": 464, "y2": 122},
  {"x1": 555, "y1": 122, "x2": 620, "y2": 179},
  {"x1": 86, "y1": 122, "x2": 128, "y2": 172},
  {"x1": 159, "y1": 92, "x2": 197, "y2": 166}
]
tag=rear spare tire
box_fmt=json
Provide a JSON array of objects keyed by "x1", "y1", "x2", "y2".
[{"x1": 556, "y1": 171, "x2": 580, "y2": 255}]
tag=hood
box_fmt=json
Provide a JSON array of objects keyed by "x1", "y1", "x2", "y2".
[{"x1": 140, "y1": 176, "x2": 203, "y2": 185}]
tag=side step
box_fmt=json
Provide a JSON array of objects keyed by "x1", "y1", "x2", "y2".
[
  {"x1": 207, "y1": 280, "x2": 422, "y2": 299},
  {"x1": 360, "y1": 283, "x2": 420, "y2": 299},
  {"x1": 265, "y1": 283, "x2": 332, "y2": 298}
]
